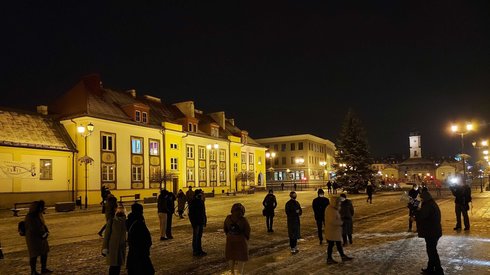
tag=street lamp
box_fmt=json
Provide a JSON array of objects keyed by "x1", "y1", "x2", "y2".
[
  {"x1": 472, "y1": 139, "x2": 488, "y2": 192},
  {"x1": 265, "y1": 151, "x2": 276, "y2": 183},
  {"x1": 77, "y1": 122, "x2": 94, "y2": 209},
  {"x1": 207, "y1": 143, "x2": 219, "y2": 194},
  {"x1": 451, "y1": 123, "x2": 473, "y2": 185}
]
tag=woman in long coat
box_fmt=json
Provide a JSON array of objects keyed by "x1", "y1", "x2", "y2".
[
  {"x1": 285, "y1": 191, "x2": 302, "y2": 254},
  {"x1": 325, "y1": 196, "x2": 353, "y2": 264},
  {"x1": 126, "y1": 203, "x2": 154, "y2": 275},
  {"x1": 25, "y1": 200, "x2": 51, "y2": 275},
  {"x1": 103, "y1": 203, "x2": 127, "y2": 275},
  {"x1": 224, "y1": 203, "x2": 251, "y2": 275}
]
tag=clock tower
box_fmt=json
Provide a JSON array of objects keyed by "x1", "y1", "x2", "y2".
[{"x1": 409, "y1": 132, "x2": 421, "y2": 159}]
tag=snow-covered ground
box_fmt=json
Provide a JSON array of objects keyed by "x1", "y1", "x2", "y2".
[{"x1": 1, "y1": 189, "x2": 489, "y2": 275}]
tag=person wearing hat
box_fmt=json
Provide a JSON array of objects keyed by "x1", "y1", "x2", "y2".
[
  {"x1": 285, "y1": 191, "x2": 302, "y2": 254},
  {"x1": 188, "y1": 189, "x2": 207, "y2": 256},
  {"x1": 413, "y1": 189, "x2": 443, "y2": 274},
  {"x1": 312, "y1": 189, "x2": 330, "y2": 244}
]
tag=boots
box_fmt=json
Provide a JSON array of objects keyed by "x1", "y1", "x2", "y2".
[{"x1": 327, "y1": 258, "x2": 338, "y2": 265}]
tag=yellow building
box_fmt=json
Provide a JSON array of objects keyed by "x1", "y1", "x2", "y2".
[
  {"x1": 0, "y1": 107, "x2": 76, "y2": 208},
  {"x1": 255, "y1": 134, "x2": 335, "y2": 189}
]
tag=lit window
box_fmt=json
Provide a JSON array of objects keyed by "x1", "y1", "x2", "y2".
[
  {"x1": 187, "y1": 167, "x2": 194, "y2": 181},
  {"x1": 131, "y1": 137, "x2": 143, "y2": 154},
  {"x1": 219, "y1": 149, "x2": 226, "y2": 162},
  {"x1": 40, "y1": 159, "x2": 52, "y2": 180},
  {"x1": 102, "y1": 164, "x2": 115, "y2": 182},
  {"x1": 149, "y1": 140, "x2": 159, "y2": 156}
]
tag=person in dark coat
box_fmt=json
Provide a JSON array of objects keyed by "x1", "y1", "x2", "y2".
[
  {"x1": 102, "y1": 203, "x2": 127, "y2": 275},
  {"x1": 25, "y1": 200, "x2": 51, "y2": 275},
  {"x1": 312, "y1": 188, "x2": 329, "y2": 244},
  {"x1": 186, "y1": 186, "x2": 195, "y2": 204},
  {"x1": 366, "y1": 181, "x2": 374, "y2": 204},
  {"x1": 188, "y1": 189, "x2": 207, "y2": 256},
  {"x1": 177, "y1": 189, "x2": 186, "y2": 218},
  {"x1": 327, "y1": 181, "x2": 332, "y2": 194},
  {"x1": 285, "y1": 191, "x2": 302, "y2": 254},
  {"x1": 166, "y1": 191, "x2": 176, "y2": 239},
  {"x1": 407, "y1": 184, "x2": 420, "y2": 232},
  {"x1": 126, "y1": 203, "x2": 154, "y2": 275},
  {"x1": 157, "y1": 189, "x2": 169, "y2": 240},
  {"x1": 332, "y1": 181, "x2": 338, "y2": 194},
  {"x1": 449, "y1": 181, "x2": 471, "y2": 231},
  {"x1": 224, "y1": 203, "x2": 251, "y2": 275},
  {"x1": 99, "y1": 193, "x2": 117, "y2": 237},
  {"x1": 339, "y1": 193, "x2": 354, "y2": 246},
  {"x1": 262, "y1": 189, "x2": 277, "y2": 232},
  {"x1": 413, "y1": 190, "x2": 444, "y2": 275}
]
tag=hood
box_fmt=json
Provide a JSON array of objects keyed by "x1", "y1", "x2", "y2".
[{"x1": 420, "y1": 190, "x2": 433, "y2": 201}]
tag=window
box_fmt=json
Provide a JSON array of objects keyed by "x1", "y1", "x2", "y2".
[
  {"x1": 274, "y1": 158, "x2": 279, "y2": 166},
  {"x1": 132, "y1": 165, "x2": 143, "y2": 181},
  {"x1": 199, "y1": 168, "x2": 206, "y2": 181},
  {"x1": 102, "y1": 133, "x2": 115, "y2": 151},
  {"x1": 199, "y1": 146, "x2": 206, "y2": 160},
  {"x1": 298, "y1": 142, "x2": 303, "y2": 150},
  {"x1": 220, "y1": 169, "x2": 226, "y2": 181},
  {"x1": 233, "y1": 163, "x2": 238, "y2": 173},
  {"x1": 274, "y1": 144, "x2": 279, "y2": 151},
  {"x1": 142, "y1": 112, "x2": 148, "y2": 123},
  {"x1": 149, "y1": 140, "x2": 159, "y2": 156},
  {"x1": 233, "y1": 152, "x2": 238, "y2": 157},
  {"x1": 149, "y1": 166, "x2": 160, "y2": 182},
  {"x1": 135, "y1": 110, "x2": 141, "y2": 122},
  {"x1": 131, "y1": 137, "x2": 143, "y2": 154},
  {"x1": 291, "y1": 143, "x2": 295, "y2": 151},
  {"x1": 188, "y1": 123, "x2": 193, "y2": 132},
  {"x1": 210, "y1": 149, "x2": 217, "y2": 161},
  {"x1": 220, "y1": 149, "x2": 226, "y2": 162},
  {"x1": 241, "y1": 152, "x2": 247, "y2": 164},
  {"x1": 281, "y1": 144, "x2": 286, "y2": 151},
  {"x1": 211, "y1": 127, "x2": 219, "y2": 137},
  {"x1": 291, "y1": 157, "x2": 294, "y2": 164},
  {"x1": 170, "y1": 143, "x2": 178, "y2": 149},
  {"x1": 171, "y1": 158, "x2": 178, "y2": 170},
  {"x1": 102, "y1": 164, "x2": 115, "y2": 182},
  {"x1": 186, "y1": 145, "x2": 194, "y2": 159},
  {"x1": 39, "y1": 159, "x2": 52, "y2": 180},
  {"x1": 249, "y1": 153, "x2": 254, "y2": 164},
  {"x1": 187, "y1": 167, "x2": 195, "y2": 181},
  {"x1": 282, "y1": 157, "x2": 286, "y2": 165}
]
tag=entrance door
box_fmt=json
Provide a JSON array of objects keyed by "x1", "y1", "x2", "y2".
[{"x1": 172, "y1": 178, "x2": 179, "y2": 194}]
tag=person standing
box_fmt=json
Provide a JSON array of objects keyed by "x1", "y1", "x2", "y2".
[
  {"x1": 166, "y1": 190, "x2": 176, "y2": 239},
  {"x1": 102, "y1": 203, "x2": 127, "y2": 275},
  {"x1": 99, "y1": 193, "x2": 117, "y2": 237},
  {"x1": 366, "y1": 181, "x2": 374, "y2": 204},
  {"x1": 224, "y1": 203, "x2": 251, "y2": 275},
  {"x1": 25, "y1": 200, "x2": 52, "y2": 275},
  {"x1": 312, "y1": 188, "x2": 329, "y2": 244},
  {"x1": 332, "y1": 181, "x2": 338, "y2": 194},
  {"x1": 186, "y1": 186, "x2": 195, "y2": 204},
  {"x1": 325, "y1": 196, "x2": 353, "y2": 264},
  {"x1": 434, "y1": 180, "x2": 442, "y2": 197},
  {"x1": 157, "y1": 189, "x2": 169, "y2": 240},
  {"x1": 413, "y1": 190, "x2": 444, "y2": 275},
  {"x1": 126, "y1": 203, "x2": 154, "y2": 275},
  {"x1": 177, "y1": 189, "x2": 187, "y2": 218},
  {"x1": 262, "y1": 189, "x2": 277, "y2": 232},
  {"x1": 339, "y1": 194, "x2": 354, "y2": 246},
  {"x1": 188, "y1": 189, "x2": 207, "y2": 256},
  {"x1": 407, "y1": 184, "x2": 420, "y2": 232},
  {"x1": 449, "y1": 181, "x2": 471, "y2": 231},
  {"x1": 285, "y1": 191, "x2": 302, "y2": 254},
  {"x1": 327, "y1": 181, "x2": 332, "y2": 194},
  {"x1": 100, "y1": 185, "x2": 111, "y2": 213}
]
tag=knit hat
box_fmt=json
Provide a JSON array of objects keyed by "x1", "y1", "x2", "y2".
[
  {"x1": 317, "y1": 188, "x2": 324, "y2": 195},
  {"x1": 289, "y1": 191, "x2": 297, "y2": 199}
]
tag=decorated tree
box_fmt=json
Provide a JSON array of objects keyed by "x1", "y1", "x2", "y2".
[{"x1": 335, "y1": 108, "x2": 374, "y2": 192}]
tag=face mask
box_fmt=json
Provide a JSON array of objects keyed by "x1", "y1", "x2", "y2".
[
  {"x1": 340, "y1": 197, "x2": 346, "y2": 202},
  {"x1": 319, "y1": 194, "x2": 324, "y2": 197}
]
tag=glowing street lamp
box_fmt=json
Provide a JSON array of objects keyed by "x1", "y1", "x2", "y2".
[
  {"x1": 77, "y1": 122, "x2": 94, "y2": 209},
  {"x1": 451, "y1": 122, "x2": 474, "y2": 185},
  {"x1": 265, "y1": 151, "x2": 276, "y2": 182}
]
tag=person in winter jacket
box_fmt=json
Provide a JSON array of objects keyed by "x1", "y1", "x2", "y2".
[
  {"x1": 224, "y1": 203, "x2": 251, "y2": 275},
  {"x1": 25, "y1": 200, "x2": 52, "y2": 275},
  {"x1": 312, "y1": 188, "x2": 329, "y2": 244},
  {"x1": 126, "y1": 203, "x2": 154, "y2": 275},
  {"x1": 366, "y1": 181, "x2": 374, "y2": 204},
  {"x1": 339, "y1": 193, "x2": 354, "y2": 246},
  {"x1": 157, "y1": 189, "x2": 169, "y2": 240},
  {"x1": 177, "y1": 189, "x2": 187, "y2": 218},
  {"x1": 166, "y1": 191, "x2": 176, "y2": 239},
  {"x1": 102, "y1": 203, "x2": 127, "y2": 275},
  {"x1": 325, "y1": 196, "x2": 353, "y2": 264},
  {"x1": 449, "y1": 181, "x2": 471, "y2": 231},
  {"x1": 262, "y1": 189, "x2": 277, "y2": 232},
  {"x1": 188, "y1": 189, "x2": 207, "y2": 256},
  {"x1": 98, "y1": 193, "x2": 117, "y2": 237},
  {"x1": 407, "y1": 184, "x2": 420, "y2": 232},
  {"x1": 413, "y1": 190, "x2": 444, "y2": 275},
  {"x1": 285, "y1": 191, "x2": 302, "y2": 254}
]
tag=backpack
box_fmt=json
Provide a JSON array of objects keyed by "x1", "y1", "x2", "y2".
[{"x1": 18, "y1": 221, "x2": 26, "y2": 236}]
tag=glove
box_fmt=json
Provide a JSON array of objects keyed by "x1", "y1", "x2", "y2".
[
  {"x1": 41, "y1": 232, "x2": 49, "y2": 239},
  {"x1": 102, "y1": 248, "x2": 108, "y2": 257}
]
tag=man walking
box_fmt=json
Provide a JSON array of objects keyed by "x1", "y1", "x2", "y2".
[
  {"x1": 262, "y1": 189, "x2": 277, "y2": 232},
  {"x1": 449, "y1": 180, "x2": 471, "y2": 231},
  {"x1": 312, "y1": 189, "x2": 329, "y2": 244}
]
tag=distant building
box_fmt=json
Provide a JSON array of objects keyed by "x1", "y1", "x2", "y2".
[{"x1": 255, "y1": 134, "x2": 335, "y2": 189}]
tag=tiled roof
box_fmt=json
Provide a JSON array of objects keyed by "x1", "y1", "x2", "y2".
[{"x1": 0, "y1": 109, "x2": 76, "y2": 151}]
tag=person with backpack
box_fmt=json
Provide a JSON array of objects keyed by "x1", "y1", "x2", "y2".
[
  {"x1": 262, "y1": 189, "x2": 277, "y2": 232},
  {"x1": 224, "y1": 203, "x2": 251, "y2": 275},
  {"x1": 24, "y1": 200, "x2": 52, "y2": 275}
]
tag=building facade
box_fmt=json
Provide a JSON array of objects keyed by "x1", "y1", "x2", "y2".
[{"x1": 255, "y1": 134, "x2": 335, "y2": 189}]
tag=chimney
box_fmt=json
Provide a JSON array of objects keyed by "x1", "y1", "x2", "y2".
[
  {"x1": 209, "y1": 111, "x2": 226, "y2": 129},
  {"x1": 36, "y1": 105, "x2": 48, "y2": 115},
  {"x1": 173, "y1": 101, "x2": 195, "y2": 118},
  {"x1": 127, "y1": 89, "x2": 137, "y2": 98},
  {"x1": 227, "y1": 118, "x2": 235, "y2": 126}
]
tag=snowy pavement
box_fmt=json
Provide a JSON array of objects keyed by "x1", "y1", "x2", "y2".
[{"x1": 0, "y1": 189, "x2": 489, "y2": 275}]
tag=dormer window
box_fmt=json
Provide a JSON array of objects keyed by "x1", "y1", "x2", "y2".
[
  {"x1": 188, "y1": 123, "x2": 193, "y2": 132},
  {"x1": 211, "y1": 127, "x2": 219, "y2": 137},
  {"x1": 135, "y1": 110, "x2": 141, "y2": 122},
  {"x1": 187, "y1": 123, "x2": 197, "y2": 133},
  {"x1": 142, "y1": 112, "x2": 148, "y2": 123},
  {"x1": 241, "y1": 131, "x2": 249, "y2": 144}
]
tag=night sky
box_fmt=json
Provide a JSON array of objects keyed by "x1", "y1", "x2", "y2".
[{"x1": 2, "y1": 1, "x2": 490, "y2": 160}]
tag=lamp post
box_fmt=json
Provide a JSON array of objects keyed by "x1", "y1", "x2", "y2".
[
  {"x1": 77, "y1": 122, "x2": 94, "y2": 209},
  {"x1": 207, "y1": 143, "x2": 219, "y2": 194},
  {"x1": 265, "y1": 151, "x2": 276, "y2": 184},
  {"x1": 472, "y1": 139, "x2": 488, "y2": 192},
  {"x1": 451, "y1": 123, "x2": 473, "y2": 185}
]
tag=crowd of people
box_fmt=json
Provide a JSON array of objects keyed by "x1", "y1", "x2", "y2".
[{"x1": 13, "y1": 179, "x2": 474, "y2": 275}]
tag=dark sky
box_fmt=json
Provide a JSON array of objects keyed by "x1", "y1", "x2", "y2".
[{"x1": 2, "y1": 1, "x2": 490, "y2": 160}]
